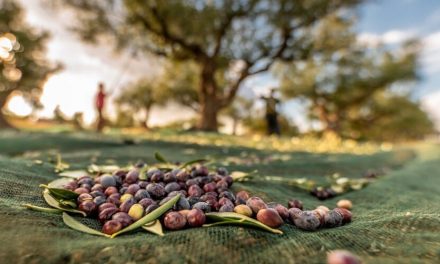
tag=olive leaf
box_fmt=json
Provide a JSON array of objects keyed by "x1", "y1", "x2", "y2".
[
  {"x1": 58, "y1": 199, "x2": 77, "y2": 208},
  {"x1": 111, "y1": 194, "x2": 181, "y2": 238},
  {"x1": 62, "y1": 213, "x2": 110, "y2": 237},
  {"x1": 204, "y1": 212, "x2": 283, "y2": 234},
  {"x1": 230, "y1": 170, "x2": 258, "y2": 182},
  {"x1": 179, "y1": 159, "x2": 208, "y2": 169},
  {"x1": 58, "y1": 170, "x2": 89, "y2": 179},
  {"x1": 39, "y1": 184, "x2": 79, "y2": 200},
  {"x1": 54, "y1": 154, "x2": 70, "y2": 173},
  {"x1": 42, "y1": 190, "x2": 86, "y2": 217},
  {"x1": 142, "y1": 220, "x2": 164, "y2": 236},
  {"x1": 47, "y1": 177, "x2": 75, "y2": 188},
  {"x1": 22, "y1": 204, "x2": 62, "y2": 214},
  {"x1": 154, "y1": 152, "x2": 169, "y2": 164},
  {"x1": 88, "y1": 164, "x2": 121, "y2": 174}
]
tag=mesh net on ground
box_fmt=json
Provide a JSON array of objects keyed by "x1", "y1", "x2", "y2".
[{"x1": 0, "y1": 132, "x2": 439, "y2": 264}]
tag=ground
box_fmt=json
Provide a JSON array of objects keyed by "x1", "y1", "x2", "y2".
[{"x1": 0, "y1": 131, "x2": 438, "y2": 263}]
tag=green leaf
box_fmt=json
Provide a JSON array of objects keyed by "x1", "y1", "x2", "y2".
[
  {"x1": 142, "y1": 220, "x2": 164, "y2": 236},
  {"x1": 47, "y1": 177, "x2": 75, "y2": 188},
  {"x1": 111, "y1": 194, "x2": 181, "y2": 238},
  {"x1": 62, "y1": 213, "x2": 109, "y2": 237},
  {"x1": 58, "y1": 170, "x2": 89, "y2": 179},
  {"x1": 40, "y1": 184, "x2": 79, "y2": 200},
  {"x1": 58, "y1": 199, "x2": 77, "y2": 208},
  {"x1": 22, "y1": 204, "x2": 62, "y2": 214},
  {"x1": 42, "y1": 190, "x2": 86, "y2": 217},
  {"x1": 179, "y1": 158, "x2": 208, "y2": 169},
  {"x1": 154, "y1": 152, "x2": 169, "y2": 164},
  {"x1": 230, "y1": 170, "x2": 258, "y2": 182},
  {"x1": 205, "y1": 212, "x2": 283, "y2": 234}
]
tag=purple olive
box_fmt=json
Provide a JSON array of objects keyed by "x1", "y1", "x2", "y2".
[
  {"x1": 112, "y1": 212, "x2": 133, "y2": 228},
  {"x1": 91, "y1": 184, "x2": 104, "y2": 192},
  {"x1": 125, "y1": 169, "x2": 139, "y2": 184},
  {"x1": 74, "y1": 187, "x2": 89, "y2": 194},
  {"x1": 188, "y1": 185, "x2": 203, "y2": 197},
  {"x1": 246, "y1": 197, "x2": 268, "y2": 215},
  {"x1": 104, "y1": 186, "x2": 118, "y2": 196},
  {"x1": 146, "y1": 183, "x2": 166, "y2": 199},
  {"x1": 163, "y1": 172, "x2": 176, "y2": 183},
  {"x1": 98, "y1": 207, "x2": 119, "y2": 223},
  {"x1": 186, "y1": 209, "x2": 206, "y2": 227},
  {"x1": 125, "y1": 184, "x2": 141, "y2": 195},
  {"x1": 268, "y1": 203, "x2": 290, "y2": 220},
  {"x1": 287, "y1": 199, "x2": 303, "y2": 210},
  {"x1": 102, "y1": 220, "x2": 122, "y2": 235},
  {"x1": 138, "y1": 198, "x2": 156, "y2": 209},
  {"x1": 203, "y1": 182, "x2": 216, "y2": 193},
  {"x1": 100, "y1": 175, "x2": 116, "y2": 188},
  {"x1": 107, "y1": 193, "x2": 121, "y2": 206},
  {"x1": 165, "y1": 182, "x2": 181, "y2": 193},
  {"x1": 98, "y1": 202, "x2": 116, "y2": 213},
  {"x1": 120, "y1": 198, "x2": 135, "y2": 213},
  {"x1": 164, "y1": 212, "x2": 187, "y2": 230},
  {"x1": 134, "y1": 189, "x2": 150, "y2": 201},
  {"x1": 78, "y1": 201, "x2": 97, "y2": 216},
  {"x1": 176, "y1": 170, "x2": 189, "y2": 182},
  {"x1": 192, "y1": 202, "x2": 211, "y2": 213}
]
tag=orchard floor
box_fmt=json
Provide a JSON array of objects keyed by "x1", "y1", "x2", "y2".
[{"x1": 0, "y1": 131, "x2": 438, "y2": 264}]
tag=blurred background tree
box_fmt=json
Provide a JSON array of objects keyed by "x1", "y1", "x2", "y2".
[
  {"x1": 0, "y1": 0, "x2": 60, "y2": 128},
  {"x1": 115, "y1": 79, "x2": 168, "y2": 129},
  {"x1": 277, "y1": 14, "x2": 433, "y2": 140},
  {"x1": 57, "y1": 0, "x2": 362, "y2": 131}
]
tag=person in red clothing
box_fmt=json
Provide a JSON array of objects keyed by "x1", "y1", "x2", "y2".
[{"x1": 95, "y1": 82, "x2": 106, "y2": 132}]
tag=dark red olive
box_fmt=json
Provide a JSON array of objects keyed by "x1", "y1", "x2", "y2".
[
  {"x1": 77, "y1": 193, "x2": 93, "y2": 203},
  {"x1": 112, "y1": 212, "x2": 133, "y2": 228},
  {"x1": 164, "y1": 212, "x2": 186, "y2": 230},
  {"x1": 74, "y1": 187, "x2": 89, "y2": 194},
  {"x1": 98, "y1": 202, "x2": 116, "y2": 213},
  {"x1": 104, "y1": 186, "x2": 118, "y2": 196},
  {"x1": 246, "y1": 197, "x2": 268, "y2": 215},
  {"x1": 203, "y1": 182, "x2": 216, "y2": 193},
  {"x1": 256, "y1": 208, "x2": 284, "y2": 228},
  {"x1": 188, "y1": 185, "x2": 203, "y2": 197},
  {"x1": 78, "y1": 201, "x2": 97, "y2": 216},
  {"x1": 287, "y1": 199, "x2": 303, "y2": 210},
  {"x1": 125, "y1": 169, "x2": 139, "y2": 184},
  {"x1": 98, "y1": 207, "x2": 119, "y2": 223},
  {"x1": 107, "y1": 193, "x2": 121, "y2": 206},
  {"x1": 186, "y1": 209, "x2": 206, "y2": 227},
  {"x1": 102, "y1": 220, "x2": 122, "y2": 235}
]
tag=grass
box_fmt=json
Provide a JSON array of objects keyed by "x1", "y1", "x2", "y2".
[{"x1": 0, "y1": 130, "x2": 438, "y2": 263}]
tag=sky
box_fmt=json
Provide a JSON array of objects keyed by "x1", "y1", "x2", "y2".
[{"x1": 7, "y1": 0, "x2": 440, "y2": 131}]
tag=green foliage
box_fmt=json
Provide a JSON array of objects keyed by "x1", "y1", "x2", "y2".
[
  {"x1": 277, "y1": 14, "x2": 431, "y2": 140},
  {"x1": 0, "y1": 0, "x2": 60, "y2": 126},
  {"x1": 58, "y1": 0, "x2": 362, "y2": 131}
]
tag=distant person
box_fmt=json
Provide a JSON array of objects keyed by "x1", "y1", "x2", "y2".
[
  {"x1": 260, "y1": 88, "x2": 281, "y2": 136},
  {"x1": 95, "y1": 82, "x2": 106, "y2": 132}
]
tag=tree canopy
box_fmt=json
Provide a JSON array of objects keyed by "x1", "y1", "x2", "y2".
[
  {"x1": 0, "y1": 0, "x2": 60, "y2": 127},
  {"x1": 57, "y1": 0, "x2": 362, "y2": 131}
]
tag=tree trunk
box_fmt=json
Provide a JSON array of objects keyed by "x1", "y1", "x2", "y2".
[
  {"x1": 198, "y1": 62, "x2": 219, "y2": 131},
  {"x1": 0, "y1": 93, "x2": 14, "y2": 129},
  {"x1": 143, "y1": 105, "x2": 151, "y2": 129}
]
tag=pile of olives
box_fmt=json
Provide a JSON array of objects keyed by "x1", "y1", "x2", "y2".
[{"x1": 62, "y1": 164, "x2": 352, "y2": 235}]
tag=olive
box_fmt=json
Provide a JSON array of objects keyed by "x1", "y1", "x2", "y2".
[
  {"x1": 120, "y1": 193, "x2": 134, "y2": 203},
  {"x1": 334, "y1": 208, "x2": 352, "y2": 224},
  {"x1": 218, "y1": 203, "x2": 233, "y2": 212},
  {"x1": 212, "y1": 174, "x2": 224, "y2": 182},
  {"x1": 223, "y1": 176, "x2": 233, "y2": 187},
  {"x1": 100, "y1": 175, "x2": 116, "y2": 188},
  {"x1": 112, "y1": 175, "x2": 123, "y2": 186},
  {"x1": 98, "y1": 207, "x2": 118, "y2": 223},
  {"x1": 324, "y1": 210, "x2": 344, "y2": 227},
  {"x1": 192, "y1": 202, "x2": 211, "y2": 213},
  {"x1": 119, "y1": 187, "x2": 128, "y2": 195},
  {"x1": 165, "y1": 182, "x2": 181, "y2": 193},
  {"x1": 173, "y1": 197, "x2": 191, "y2": 211},
  {"x1": 216, "y1": 180, "x2": 228, "y2": 192},
  {"x1": 246, "y1": 197, "x2": 268, "y2": 215},
  {"x1": 125, "y1": 184, "x2": 141, "y2": 195},
  {"x1": 134, "y1": 161, "x2": 146, "y2": 168},
  {"x1": 90, "y1": 190, "x2": 105, "y2": 198},
  {"x1": 128, "y1": 204, "x2": 144, "y2": 220},
  {"x1": 336, "y1": 199, "x2": 353, "y2": 210},
  {"x1": 164, "y1": 172, "x2": 176, "y2": 183},
  {"x1": 176, "y1": 170, "x2": 189, "y2": 182},
  {"x1": 267, "y1": 203, "x2": 289, "y2": 220},
  {"x1": 74, "y1": 187, "x2": 89, "y2": 194},
  {"x1": 203, "y1": 182, "x2": 216, "y2": 193},
  {"x1": 216, "y1": 167, "x2": 228, "y2": 176},
  {"x1": 145, "y1": 204, "x2": 159, "y2": 215},
  {"x1": 80, "y1": 183, "x2": 92, "y2": 191},
  {"x1": 134, "y1": 189, "x2": 150, "y2": 201},
  {"x1": 113, "y1": 169, "x2": 127, "y2": 178},
  {"x1": 62, "y1": 181, "x2": 78, "y2": 191},
  {"x1": 112, "y1": 212, "x2": 133, "y2": 228},
  {"x1": 138, "y1": 198, "x2": 156, "y2": 209},
  {"x1": 219, "y1": 191, "x2": 235, "y2": 202},
  {"x1": 120, "y1": 198, "x2": 135, "y2": 213},
  {"x1": 78, "y1": 177, "x2": 93, "y2": 186},
  {"x1": 188, "y1": 185, "x2": 203, "y2": 197},
  {"x1": 218, "y1": 197, "x2": 233, "y2": 208},
  {"x1": 146, "y1": 183, "x2": 166, "y2": 199},
  {"x1": 327, "y1": 250, "x2": 361, "y2": 264},
  {"x1": 77, "y1": 193, "x2": 93, "y2": 203},
  {"x1": 91, "y1": 184, "x2": 104, "y2": 192},
  {"x1": 288, "y1": 208, "x2": 303, "y2": 222},
  {"x1": 98, "y1": 202, "x2": 116, "y2": 213},
  {"x1": 138, "y1": 181, "x2": 149, "y2": 188},
  {"x1": 164, "y1": 212, "x2": 187, "y2": 230},
  {"x1": 312, "y1": 209, "x2": 327, "y2": 227},
  {"x1": 188, "y1": 196, "x2": 201, "y2": 206},
  {"x1": 104, "y1": 186, "x2": 118, "y2": 196},
  {"x1": 235, "y1": 191, "x2": 250, "y2": 205},
  {"x1": 287, "y1": 199, "x2": 303, "y2": 210},
  {"x1": 234, "y1": 205, "x2": 253, "y2": 217},
  {"x1": 107, "y1": 193, "x2": 121, "y2": 206},
  {"x1": 78, "y1": 201, "x2": 97, "y2": 216},
  {"x1": 150, "y1": 170, "x2": 164, "y2": 183},
  {"x1": 102, "y1": 220, "x2": 122, "y2": 235},
  {"x1": 93, "y1": 196, "x2": 107, "y2": 206},
  {"x1": 316, "y1": 205, "x2": 330, "y2": 213},
  {"x1": 194, "y1": 165, "x2": 209, "y2": 177},
  {"x1": 186, "y1": 179, "x2": 198, "y2": 188},
  {"x1": 257, "y1": 208, "x2": 284, "y2": 228},
  {"x1": 187, "y1": 209, "x2": 206, "y2": 227},
  {"x1": 125, "y1": 169, "x2": 139, "y2": 184},
  {"x1": 294, "y1": 211, "x2": 321, "y2": 231}
]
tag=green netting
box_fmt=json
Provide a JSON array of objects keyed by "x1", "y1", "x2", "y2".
[{"x1": 0, "y1": 132, "x2": 439, "y2": 263}]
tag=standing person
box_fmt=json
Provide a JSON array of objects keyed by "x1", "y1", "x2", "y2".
[
  {"x1": 261, "y1": 88, "x2": 281, "y2": 136},
  {"x1": 95, "y1": 82, "x2": 107, "y2": 132}
]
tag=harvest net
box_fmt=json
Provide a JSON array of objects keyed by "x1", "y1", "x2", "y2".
[{"x1": 0, "y1": 132, "x2": 439, "y2": 263}]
